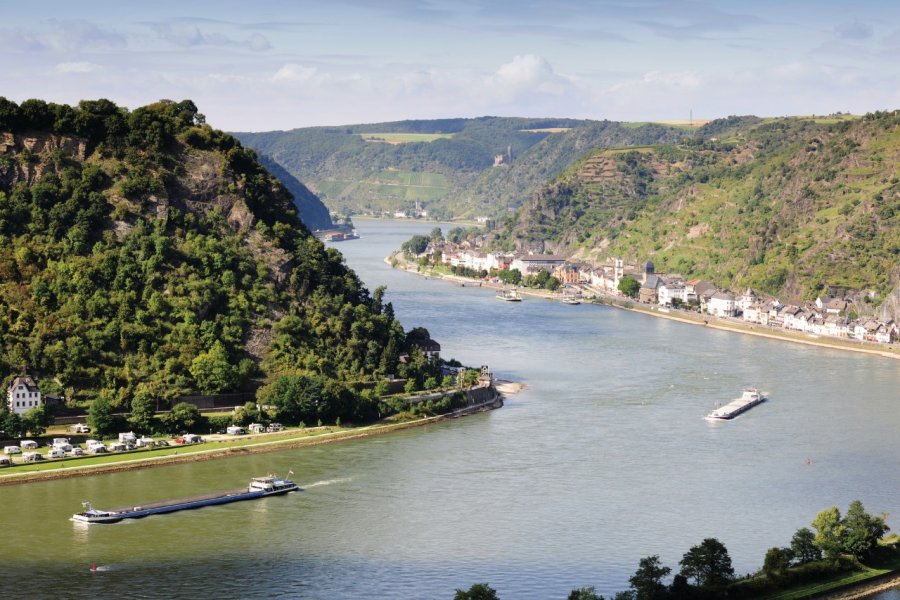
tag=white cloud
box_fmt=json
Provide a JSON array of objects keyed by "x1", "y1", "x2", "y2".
[
  {"x1": 272, "y1": 64, "x2": 320, "y2": 83},
  {"x1": 55, "y1": 62, "x2": 101, "y2": 74},
  {"x1": 149, "y1": 22, "x2": 271, "y2": 52}
]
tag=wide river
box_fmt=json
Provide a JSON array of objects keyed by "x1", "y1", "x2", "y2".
[{"x1": 3, "y1": 218, "x2": 899, "y2": 599}]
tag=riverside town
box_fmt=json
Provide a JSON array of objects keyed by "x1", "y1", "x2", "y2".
[{"x1": 409, "y1": 237, "x2": 899, "y2": 346}]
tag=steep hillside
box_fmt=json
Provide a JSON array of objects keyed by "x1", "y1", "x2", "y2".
[
  {"x1": 0, "y1": 97, "x2": 414, "y2": 409},
  {"x1": 233, "y1": 118, "x2": 685, "y2": 219},
  {"x1": 493, "y1": 112, "x2": 900, "y2": 311},
  {"x1": 256, "y1": 153, "x2": 332, "y2": 230}
]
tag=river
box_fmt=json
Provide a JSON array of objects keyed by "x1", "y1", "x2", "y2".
[{"x1": 2, "y1": 218, "x2": 898, "y2": 599}]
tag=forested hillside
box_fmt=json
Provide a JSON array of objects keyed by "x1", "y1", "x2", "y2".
[
  {"x1": 233, "y1": 118, "x2": 685, "y2": 219},
  {"x1": 0, "y1": 98, "x2": 426, "y2": 412},
  {"x1": 492, "y1": 113, "x2": 900, "y2": 313}
]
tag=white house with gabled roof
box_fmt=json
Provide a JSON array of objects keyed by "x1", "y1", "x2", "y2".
[{"x1": 7, "y1": 375, "x2": 42, "y2": 416}]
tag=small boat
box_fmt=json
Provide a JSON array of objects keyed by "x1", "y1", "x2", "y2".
[
  {"x1": 72, "y1": 475, "x2": 299, "y2": 524},
  {"x1": 705, "y1": 388, "x2": 766, "y2": 421},
  {"x1": 496, "y1": 289, "x2": 522, "y2": 302},
  {"x1": 560, "y1": 297, "x2": 581, "y2": 305}
]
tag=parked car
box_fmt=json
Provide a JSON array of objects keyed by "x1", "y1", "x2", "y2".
[
  {"x1": 72, "y1": 424, "x2": 91, "y2": 433},
  {"x1": 154, "y1": 439, "x2": 169, "y2": 447},
  {"x1": 47, "y1": 448, "x2": 66, "y2": 459},
  {"x1": 226, "y1": 426, "x2": 245, "y2": 436},
  {"x1": 266, "y1": 423, "x2": 284, "y2": 432},
  {"x1": 22, "y1": 451, "x2": 44, "y2": 462},
  {"x1": 109, "y1": 442, "x2": 127, "y2": 452},
  {"x1": 68, "y1": 447, "x2": 85, "y2": 456},
  {"x1": 0, "y1": 456, "x2": 11, "y2": 467},
  {"x1": 4, "y1": 445, "x2": 22, "y2": 455}
]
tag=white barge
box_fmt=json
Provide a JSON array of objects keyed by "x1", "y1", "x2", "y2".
[
  {"x1": 705, "y1": 388, "x2": 766, "y2": 421},
  {"x1": 72, "y1": 475, "x2": 298, "y2": 524}
]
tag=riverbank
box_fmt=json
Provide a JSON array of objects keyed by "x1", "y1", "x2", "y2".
[
  {"x1": 0, "y1": 385, "x2": 514, "y2": 486},
  {"x1": 388, "y1": 253, "x2": 900, "y2": 361}
]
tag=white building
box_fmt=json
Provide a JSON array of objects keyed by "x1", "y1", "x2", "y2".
[
  {"x1": 509, "y1": 254, "x2": 567, "y2": 275},
  {"x1": 7, "y1": 375, "x2": 42, "y2": 416},
  {"x1": 707, "y1": 292, "x2": 737, "y2": 317},
  {"x1": 657, "y1": 280, "x2": 688, "y2": 306}
]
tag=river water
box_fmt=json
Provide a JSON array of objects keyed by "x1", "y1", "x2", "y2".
[{"x1": 2, "y1": 218, "x2": 899, "y2": 599}]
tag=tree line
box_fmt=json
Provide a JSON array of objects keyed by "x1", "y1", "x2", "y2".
[{"x1": 454, "y1": 500, "x2": 891, "y2": 599}]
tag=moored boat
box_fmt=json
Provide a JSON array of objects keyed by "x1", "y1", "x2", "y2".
[
  {"x1": 72, "y1": 475, "x2": 299, "y2": 524},
  {"x1": 496, "y1": 289, "x2": 522, "y2": 302},
  {"x1": 705, "y1": 388, "x2": 766, "y2": 421}
]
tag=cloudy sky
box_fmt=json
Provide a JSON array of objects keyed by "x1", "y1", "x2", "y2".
[{"x1": 2, "y1": 0, "x2": 899, "y2": 131}]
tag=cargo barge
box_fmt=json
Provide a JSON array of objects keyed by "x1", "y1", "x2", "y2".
[
  {"x1": 72, "y1": 475, "x2": 298, "y2": 524},
  {"x1": 705, "y1": 388, "x2": 766, "y2": 421}
]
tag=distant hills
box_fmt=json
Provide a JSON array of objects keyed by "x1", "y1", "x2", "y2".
[
  {"x1": 233, "y1": 117, "x2": 686, "y2": 219},
  {"x1": 489, "y1": 112, "x2": 900, "y2": 315}
]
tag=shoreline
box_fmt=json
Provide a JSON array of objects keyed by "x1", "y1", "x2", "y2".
[
  {"x1": 388, "y1": 254, "x2": 900, "y2": 361},
  {"x1": 0, "y1": 386, "x2": 516, "y2": 487}
]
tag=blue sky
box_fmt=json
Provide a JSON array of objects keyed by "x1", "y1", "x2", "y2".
[{"x1": 2, "y1": 1, "x2": 899, "y2": 131}]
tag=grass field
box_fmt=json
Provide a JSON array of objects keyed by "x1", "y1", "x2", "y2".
[
  {"x1": 623, "y1": 120, "x2": 711, "y2": 129},
  {"x1": 519, "y1": 127, "x2": 572, "y2": 133},
  {"x1": 360, "y1": 132, "x2": 455, "y2": 144}
]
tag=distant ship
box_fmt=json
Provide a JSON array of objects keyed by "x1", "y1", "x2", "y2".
[
  {"x1": 320, "y1": 229, "x2": 360, "y2": 242},
  {"x1": 72, "y1": 475, "x2": 299, "y2": 524},
  {"x1": 705, "y1": 388, "x2": 766, "y2": 420}
]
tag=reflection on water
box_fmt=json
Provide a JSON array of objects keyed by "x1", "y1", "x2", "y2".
[{"x1": 2, "y1": 219, "x2": 899, "y2": 599}]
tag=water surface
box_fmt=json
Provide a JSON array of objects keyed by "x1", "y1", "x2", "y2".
[{"x1": 2, "y1": 218, "x2": 898, "y2": 599}]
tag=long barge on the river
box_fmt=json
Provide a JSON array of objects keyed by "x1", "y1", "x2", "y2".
[
  {"x1": 705, "y1": 388, "x2": 766, "y2": 421},
  {"x1": 72, "y1": 475, "x2": 298, "y2": 524}
]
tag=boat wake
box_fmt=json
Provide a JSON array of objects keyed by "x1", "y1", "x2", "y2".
[
  {"x1": 302, "y1": 477, "x2": 352, "y2": 489},
  {"x1": 90, "y1": 564, "x2": 112, "y2": 572}
]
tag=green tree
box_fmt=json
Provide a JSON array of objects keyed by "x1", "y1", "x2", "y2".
[
  {"x1": 618, "y1": 275, "x2": 640, "y2": 298},
  {"x1": 164, "y1": 401, "x2": 201, "y2": 433},
  {"x1": 233, "y1": 401, "x2": 260, "y2": 426},
  {"x1": 629, "y1": 555, "x2": 670, "y2": 600},
  {"x1": 1, "y1": 410, "x2": 24, "y2": 439},
  {"x1": 811, "y1": 506, "x2": 845, "y2": 560},
  {"x1": 401, "y1": 234, "x2": 429, "y2": 255},
  {"x1": 842, "y1": 500, "x2": 889, "y2": 558},
  {"x1": 404, "y1": 378, "x2": 418, "y2": 394},
  {"x1": 790, "y1": 527, "x2": 822, "y2": 564},
  {"x1": 88, "y1": 391, "x2": 116, "y2": 436},
  {"x1": 678, "y1": 538, "x2": 734, "y2": 588},
  {"x1": 454, "y1": 583, "x2": 499, "y2": 600},
  {"x1": 762, "y1": 547, "x2": 792, "y2": 580},
  {"x1": 129, "y1": 385, "x2": 158, "y2": 434},
  {"x1": 568, "y1": 587, "x2": 605, "y2": 600},
  {"x1": 21, "y1": 405, "x2": 51, "y2": 437},
  {"x1": 430, "y1": 227, "x2": 443, "y2": 240},
  {"x1": 190, "y1": 341, "x2": 239, "y2": 393},
  {"x1": 423, "y1": 376, "x2": 438, "y2": 390}
]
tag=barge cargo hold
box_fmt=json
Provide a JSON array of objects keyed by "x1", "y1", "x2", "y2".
[
  {"x1": 72, "y1": 476, "x2": 298, "y2": 524},
  {"x1": 705, "y1": 388, "x2": 766, "y2": 421}
]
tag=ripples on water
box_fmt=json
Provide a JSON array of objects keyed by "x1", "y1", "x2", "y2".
[{"x1": 3, "y1": 219, "x2": 899, "y2": 599}]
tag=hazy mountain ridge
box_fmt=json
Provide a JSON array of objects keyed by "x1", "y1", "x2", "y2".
[{"x1": 233, "y1": 118, "x2": 686, "y2": 219}]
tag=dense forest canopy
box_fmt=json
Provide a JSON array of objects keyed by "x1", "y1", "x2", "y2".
[{"x1": 0, "y1": 97, "x2": 429, "y2": 413}]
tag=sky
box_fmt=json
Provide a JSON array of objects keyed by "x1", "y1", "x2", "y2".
[{"x1": 2, "y1": 0, "x2": 900, "y2": 131}]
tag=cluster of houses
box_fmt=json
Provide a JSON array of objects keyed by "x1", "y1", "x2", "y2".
[{"x1": 424, "y1": 241, "x2": 899, "y2": 345}]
